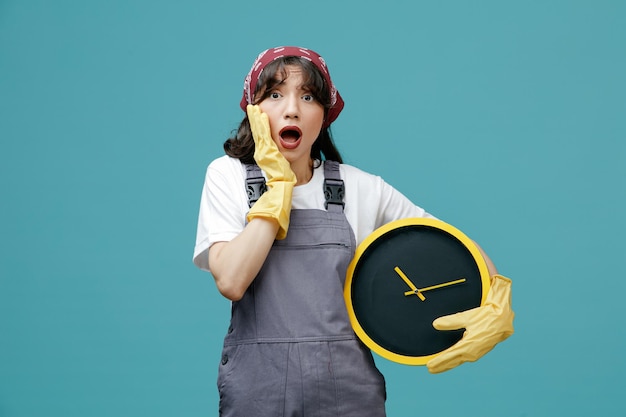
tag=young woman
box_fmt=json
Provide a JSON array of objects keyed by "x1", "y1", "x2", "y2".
[{"x1": 193, "y1": 46, "x2": 513, "y2": 416}]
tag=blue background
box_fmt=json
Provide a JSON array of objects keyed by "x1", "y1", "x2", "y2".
[{"x1": 1, "y1": 1, "x2": 624, "y2": 416}]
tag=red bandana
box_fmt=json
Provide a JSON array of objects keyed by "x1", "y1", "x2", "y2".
[{"x1": 240, "y1": 46, "x2": 344, "y2": 128}]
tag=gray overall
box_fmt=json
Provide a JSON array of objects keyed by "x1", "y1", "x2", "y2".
[{"x1": 217, "y1": 161, "x2": 386, "y2": 417}]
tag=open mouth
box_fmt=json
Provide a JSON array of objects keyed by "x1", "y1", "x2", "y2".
[{"x1": 278, "y1": 126, "x2": 302, "y2": 149}]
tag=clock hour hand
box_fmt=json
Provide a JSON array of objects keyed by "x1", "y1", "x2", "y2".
[
  {"x1": 394, "y1": 266, "x2": 426, "y2": 301},
  {"x1": 403, "y1": 278, "x2": 467, "y2": 297}
]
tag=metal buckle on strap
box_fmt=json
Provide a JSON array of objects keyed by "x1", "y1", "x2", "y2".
[
  {"x1": 246, "y1": 177, "x2": 267, "y2": 208},
  {"x1": 324, "y1": 178, "x2": 345, "y2": 210}
]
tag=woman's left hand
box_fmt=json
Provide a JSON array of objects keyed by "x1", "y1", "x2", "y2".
[{"x1": 426, "y1": 274, "x2": 515, "y2": 373}]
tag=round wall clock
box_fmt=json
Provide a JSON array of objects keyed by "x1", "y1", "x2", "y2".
[{"x1": 344, "y1": 218, "x2": 491, "y2": 365}]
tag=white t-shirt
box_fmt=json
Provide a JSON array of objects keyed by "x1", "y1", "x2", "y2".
[{"x1": 193, "y1": 155, "x2": 435, "y2": 271}]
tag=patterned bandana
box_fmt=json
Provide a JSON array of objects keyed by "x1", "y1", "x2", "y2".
[{"x1": 240, "y1": 46, "x2": 344, "y2": 128}]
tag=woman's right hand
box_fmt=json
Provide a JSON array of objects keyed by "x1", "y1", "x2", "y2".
[
  {"x1": 208, "y1": 106, "x2": 295, "y2": 300},
  {"x1": 246, "y1": 105, "x2": 296, "y2": 239},
  {"x1": 248, "y1": 104, "x2": 296, "y2": 183}
]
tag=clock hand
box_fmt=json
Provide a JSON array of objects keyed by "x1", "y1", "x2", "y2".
[
  {"x1": 394, "y1": 266, "x2": 426, "y2": 301},
  {"x1": 403, "y1": 278, "x2": 467, "y2": 296}
]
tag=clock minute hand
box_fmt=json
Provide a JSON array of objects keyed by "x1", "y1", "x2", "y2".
[
  {"x1": 394, "y1": 266, "x2": 426, "y2": 301},
  {"x1": 403, "y1": 278, "x2": 467, "y2": 296}
]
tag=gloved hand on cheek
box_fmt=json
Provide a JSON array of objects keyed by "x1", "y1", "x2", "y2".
[{"x1": 246, "y1": 105, "x2": 297, "y2": 240}]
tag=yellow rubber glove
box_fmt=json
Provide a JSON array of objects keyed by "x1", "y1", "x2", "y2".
[
  {"x1": 427, "y1": 274, "x2": 515, "y2": 374},
  {"x1": 246, "y1": 105, "x2": 297, "y2": 240}
]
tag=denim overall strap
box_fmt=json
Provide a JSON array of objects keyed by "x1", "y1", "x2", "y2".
[
  {"x1": 245, "y1": 161, "x2": 345, "y2": 211},
  {"x1": 323, "y1": 160, "x2": 345, "y2": 213}
]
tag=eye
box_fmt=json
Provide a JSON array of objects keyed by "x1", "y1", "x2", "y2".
[
  {"x1": 302, "y1": 94, "x2": 315, "y2": 102},
  {"x1": 270, "y1": 91, "x2": 281, "y2": 99}
]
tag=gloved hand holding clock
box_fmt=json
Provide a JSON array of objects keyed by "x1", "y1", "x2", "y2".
[
  {"x1": 344, "y1": 218, "x2": 515, "y2": 372},
  {"x1": 426, "y1": 274, "x2": 514, "y2": 374}
]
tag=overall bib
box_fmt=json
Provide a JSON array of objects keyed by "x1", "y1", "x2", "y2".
[{"x1": 217, "y1": 161, "x2": 386, "y2": 417}]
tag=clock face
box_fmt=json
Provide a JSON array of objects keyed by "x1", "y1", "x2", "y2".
[{"x1": 344, "y1": 218, "x2": 490, "y2": 365}]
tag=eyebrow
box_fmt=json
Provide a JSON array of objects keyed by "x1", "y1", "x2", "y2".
[{"x1": 269, "y1": 79, "x2": 311, "y2": 93}]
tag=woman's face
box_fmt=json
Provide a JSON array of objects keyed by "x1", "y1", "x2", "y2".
[{"x1": 258, "y1": 65, "x2": 325, "y2": 174}]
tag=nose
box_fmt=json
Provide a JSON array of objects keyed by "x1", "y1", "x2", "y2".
[{"x1": 283, "y1": 94, "x2": 300, "y2": 120}]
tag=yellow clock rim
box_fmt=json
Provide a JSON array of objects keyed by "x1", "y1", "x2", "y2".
[{"x1": 344, "y1": 217, "x2": 492, "y2": 366}]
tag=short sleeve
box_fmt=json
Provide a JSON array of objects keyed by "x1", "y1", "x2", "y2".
[
  {"x1": 192, "y1": 157, "x2": 249, "y2": 271},
  {"x1": 341, "y1": 164, "x2": 436, "y2": 246}
]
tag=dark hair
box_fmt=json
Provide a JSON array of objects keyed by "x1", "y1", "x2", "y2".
[{"x1": 224, "y1": 56, "x2": 343, "y2": 165}]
